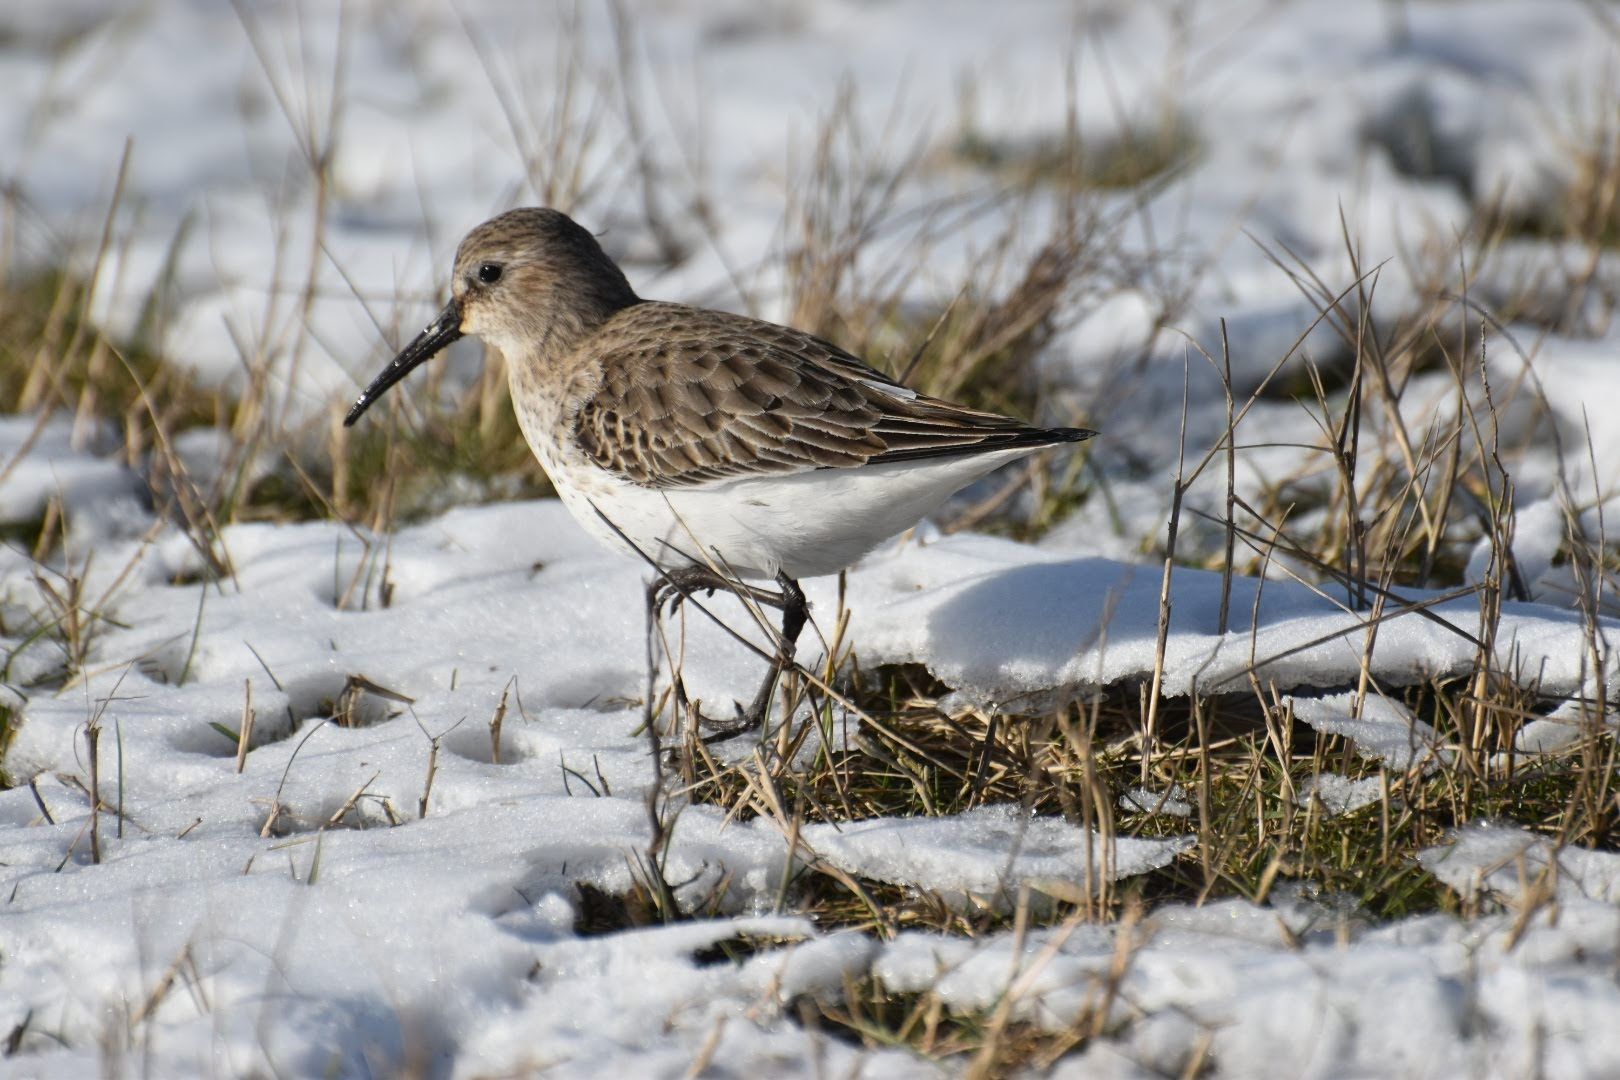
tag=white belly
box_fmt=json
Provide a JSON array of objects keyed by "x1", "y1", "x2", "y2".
[
  {"x1": 509, "y1": 373, "x2": 1039, "y2": 581},
  {"x1": 547, "y1": 447, "x2": 1036, "y2": 581}
]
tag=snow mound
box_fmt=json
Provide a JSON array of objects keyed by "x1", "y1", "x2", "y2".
[{"x1": 804, "y1": 804, "x2": 1192, "y2": 906}]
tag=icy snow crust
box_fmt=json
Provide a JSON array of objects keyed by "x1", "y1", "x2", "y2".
[
  {"x1": 4, "y1": 504, "x2": 1617, "y2": 1075},
  {"x1": 4, "y1": 0, "x2": 1620, "y2": 1076}
]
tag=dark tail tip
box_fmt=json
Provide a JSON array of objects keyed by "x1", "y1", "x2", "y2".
[{"x1": 1047, "y1": 426, "x2": 1098, "y2": 444}]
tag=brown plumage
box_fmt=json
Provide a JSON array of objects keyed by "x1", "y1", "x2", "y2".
[
  {"x1": 571, "y1": 302, "x2": 1077, "y2": 488},
  {"x1": 348, "y1": 208, "x2": 1091, "y2": 491},
  {"x1": 344, "y1": 207, "x2": 1096, "y2": 738}
]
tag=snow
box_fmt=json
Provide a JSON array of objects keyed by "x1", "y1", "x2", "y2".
[
  {"x1": 1298, "y1": 772, "x2": 1385, "y2": 816},
  {"x1": 1289, "y1": 691, "x2": 1445, "y2": 771},
  {"x1": 0, "y1": 415, "x2": 140, "y2": 528},
  {"x1": 1421, "y1": 823, "x2": 1620, "y2": 907},
  {"x1": 3, "y1": 0, "x2": 1620, "y2": 1075},
  {"x1": 881, "y1": 893, "x2": 1620, "y2": 1079},
  {"x1": 5, "y1": 495, "x2": 1615, "y2": 1073},
  {"x1": 1120, "y1": 784, "x2": 1194, "y2": 818},
  {"x1": 802, "y1": 805, "x2": 1192, "y2": 907}
]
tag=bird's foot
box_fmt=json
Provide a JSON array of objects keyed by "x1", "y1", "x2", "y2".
[
  {"x1": 697, "y1": 699, "x2": 767, "y2": 746},
  {"x1": 653, "y1": 699, "x2": 761, "y2": 768},
  {"x1": 651, "y1": 579, "x2": 713, "y2": 619}
]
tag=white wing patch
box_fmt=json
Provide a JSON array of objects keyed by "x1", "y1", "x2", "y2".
[{"x1": 855, "y1": 376, "x2": 918, "y2": 401}]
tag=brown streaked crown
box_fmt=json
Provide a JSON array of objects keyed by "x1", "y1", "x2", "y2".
[{"x1": 452, "y1": 208, "x2": 639, "y2": 359}]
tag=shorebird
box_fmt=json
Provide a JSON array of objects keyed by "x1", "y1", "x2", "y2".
[{"x1": 345, "y1": 208, "x2": 1094, "y2": 739}]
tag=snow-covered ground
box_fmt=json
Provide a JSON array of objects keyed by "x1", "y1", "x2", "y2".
[{"x1": 3, "y1": 1, "x2": 1620, "y2": 1076}]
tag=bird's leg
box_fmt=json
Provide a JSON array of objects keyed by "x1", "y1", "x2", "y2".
[
  {"x1": 644, "y1": 564, "x2": 780, "y2": 723},
  {"x1": 703, "y1": 573, "x2": 807, "y2": 745},
  {"x1": 644, "y1": 573, "x2": 693, "y2": 726},
  {"x1": 645, "y1": 566, "x2": 809, "y2": 744}
]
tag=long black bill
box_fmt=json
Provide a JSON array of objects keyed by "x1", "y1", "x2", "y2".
[{"x1": 343, "y1": 299, "x2": 464, "y2": 426}]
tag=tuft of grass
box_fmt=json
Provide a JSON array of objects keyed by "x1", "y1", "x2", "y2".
[
  {"x1": 0, "y1": 695, "x2": 16, "y2": 789},
  {"x1": 0, "y1": 270, "x2": 215, "y2": 430},
  {"x1": 1482, "y1": 91, "x2": 1620, "y2": 250},
  {"x1": 953, "y1": 118, "x2": 1199, "y2": 193},
  {"x1": 669, "y1": 665, "x2": 1613, "y2": 937},
  {"x1": 793, "y1": 975, "x2": 1106, "y2": 1075}
]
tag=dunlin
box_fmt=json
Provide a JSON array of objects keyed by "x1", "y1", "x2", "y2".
[{"x1": 345, "y1": 208, "x2": 1094, "y2": 737}]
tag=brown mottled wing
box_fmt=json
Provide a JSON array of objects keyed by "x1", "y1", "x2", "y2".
[{"x1": 573, "y1": 303, "x2": 1085, "y2": 489}]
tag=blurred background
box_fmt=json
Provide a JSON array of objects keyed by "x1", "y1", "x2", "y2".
[{"x1": 2, "y1": 0, "x2": 1617, "y2": 600}]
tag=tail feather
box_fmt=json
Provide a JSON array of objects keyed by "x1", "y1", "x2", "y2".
[{"x1": 867, "y1": 425, "x2": 1096, "y2": 467}]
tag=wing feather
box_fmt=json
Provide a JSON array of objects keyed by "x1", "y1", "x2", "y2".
[{"x1": 572, "y1": 303, "x2": 1091, "y2": 489}]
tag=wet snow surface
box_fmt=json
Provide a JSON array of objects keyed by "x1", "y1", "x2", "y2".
[{"x1": 4, "y1": 1, "x2": 1620, "y2": 1076}]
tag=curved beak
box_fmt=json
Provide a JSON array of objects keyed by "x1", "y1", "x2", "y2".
[{"x1": 344, "y1": 299, "x2": 464, "y2": 426}]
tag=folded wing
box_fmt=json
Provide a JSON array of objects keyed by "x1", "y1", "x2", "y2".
[{"x1": 572, "y1": 303, "x2": 1092, "y2": 489}]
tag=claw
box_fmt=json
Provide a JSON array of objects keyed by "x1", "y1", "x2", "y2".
[{"x1": 652, "y1": 581, "x2": 693, "y2": 619}]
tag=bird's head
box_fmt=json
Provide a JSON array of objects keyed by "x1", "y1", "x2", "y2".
[{"x1": 344, "y1": 207, "x2": 637, "y2": 427}]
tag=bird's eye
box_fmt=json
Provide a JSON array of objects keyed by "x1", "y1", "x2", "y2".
[{"x1": 477, "y1": 263, "x2": 503, "y2": 285}]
